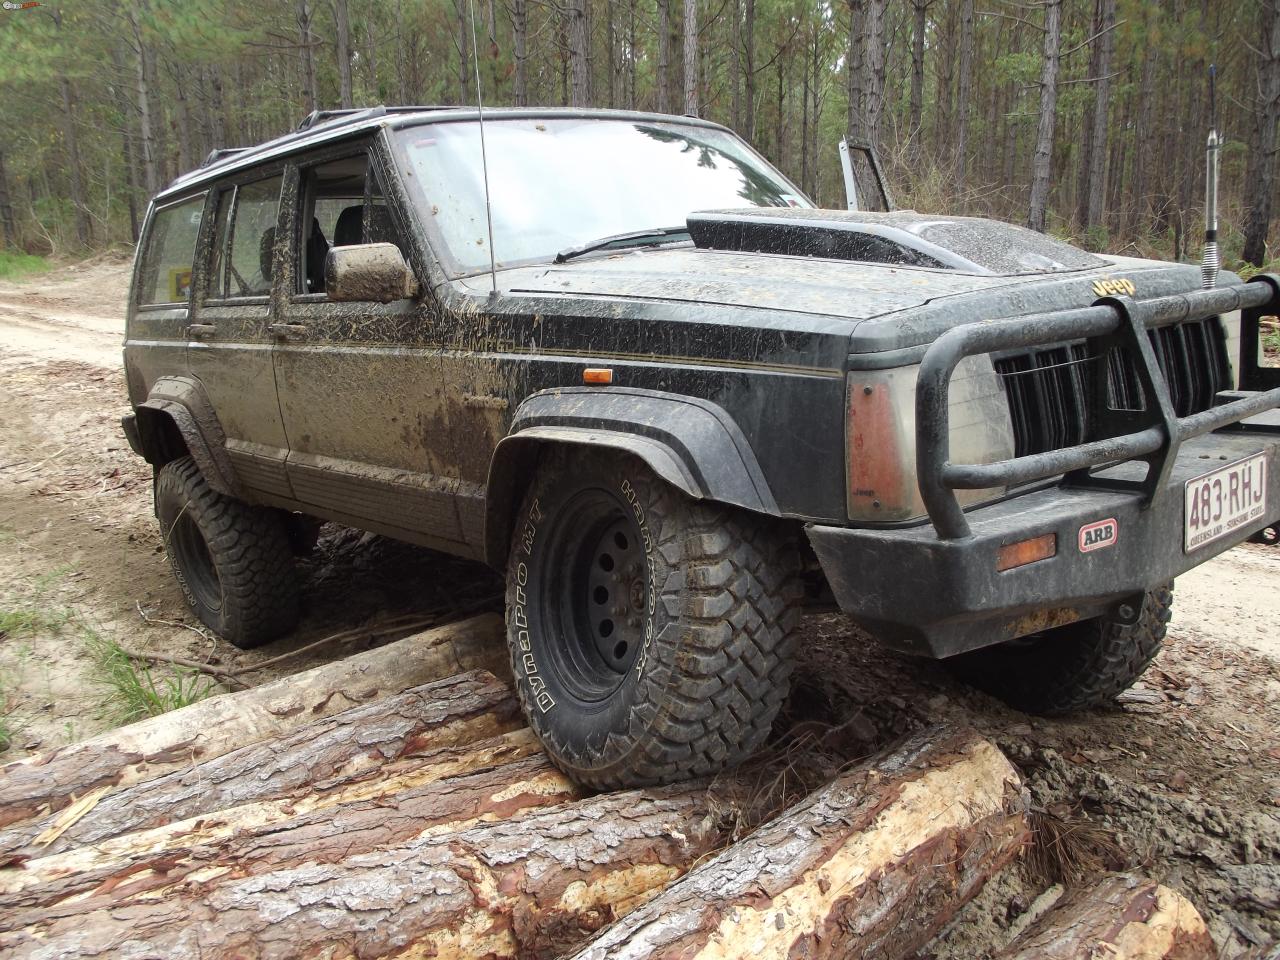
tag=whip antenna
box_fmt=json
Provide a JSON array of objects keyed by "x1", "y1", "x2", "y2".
[
  {"x1": 1202, "y1": 63, "x2": 1220, "y2": 289},
  {"x1": 467, "y1": 0, "x2": 499, "y2": 296}
]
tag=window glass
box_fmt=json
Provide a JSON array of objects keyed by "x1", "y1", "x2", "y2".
[
  {"x1": 395, "y1": 119, "x2": 808, "y2": 274},
  {"x1": 226, "y1": 175, "x2": 282, "y2": 297},
  {"x1": 297, "y1": 154, "x2": 407, "y2": 293},
  {"x1": 138, "y1": 194, "x2": 206, "y2": 305},
  {"x1": 205, "y1": 188, "x2": 232, "y2": 299}
]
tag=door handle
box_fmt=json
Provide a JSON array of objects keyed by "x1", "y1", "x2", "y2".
[
  {"x1": 268, "y1": 323, "x2": 309, "y2": 340},
  {"x1": 188, "y1": 323, "x2": 216, "y2": 338}
]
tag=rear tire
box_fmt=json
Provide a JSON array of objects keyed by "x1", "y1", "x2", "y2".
[
  {"x1": 506, "y1": 448, "x2": 803, "y2": 789},
  {"x1": 948, "y1": 585, "x2": 1173, "y2": 715},
  {"x1": 155, "y1": 456, "x2": 300, "y2": 649}
]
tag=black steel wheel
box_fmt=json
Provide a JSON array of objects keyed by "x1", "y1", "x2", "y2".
[{"x1": 505, "y1": 447, "x2": 804, "y2": 789}]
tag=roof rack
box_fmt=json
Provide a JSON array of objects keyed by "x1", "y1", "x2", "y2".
[
  {"x1": 296, "y1": 105, "x2": 452, "y2": 132},
  {"x1": 201, "y1": 147, "x2": 249, "y2": 167}
]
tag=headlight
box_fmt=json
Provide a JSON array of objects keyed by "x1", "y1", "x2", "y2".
[{"x1": 846, "y1": 356, "x2": 1014, "y2": 522}]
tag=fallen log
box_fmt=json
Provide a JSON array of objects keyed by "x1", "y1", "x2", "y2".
[
  {"x1": 0, "y1": 727, "x2": 1026, "y2": 960},
  {"x1": 0, "y1": 613, "x2": 506, "y2": 830},
  {"x1": 568, "y1": 727, "x2": 1030, "y2": 960},
  {"x1": 0, "y1": 739, "x2": 578, "y2": 928},
  {"x1": 992, "y1": 874, "x2": 1215, "y2": 960},
  {"x1": 0, "y1": 780, "x2": 732, "y2": 960},
  {"x1": 0, "y1": 669, "x2": 523, "y2": 861}
]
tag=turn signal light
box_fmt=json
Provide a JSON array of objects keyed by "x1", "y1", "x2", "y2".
[
  {"x1": 996, "y1": 534, "x2": 1057, "y2": 572},
  {"x1": 583, "y1": 368, "x2": 614, "y2": 385}
]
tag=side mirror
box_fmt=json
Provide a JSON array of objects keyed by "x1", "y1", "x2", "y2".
[{"x1": 325, "y1": 243, "x2": 419, "y2": 303}]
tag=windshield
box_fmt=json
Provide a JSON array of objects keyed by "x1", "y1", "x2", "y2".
[{"x1": 394, "y1": 117, "x2": 810, "y2": 274}]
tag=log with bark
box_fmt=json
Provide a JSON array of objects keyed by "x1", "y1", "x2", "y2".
[
  {"x1": 0, "y1": 613, "x2": 506, "y2": 830},
  {"x1": 0, "y1": 668, "x2": 526, "y2": 864},
  {"x1": 993, "y1": 874, "x2": 1216, "y2": 960},
  {"x1": 0, "y1": 727, "x2": 1027, "y2": 960},
  {"x1": 568, "y1": 727, "x2": 1030, "y2": 960}
]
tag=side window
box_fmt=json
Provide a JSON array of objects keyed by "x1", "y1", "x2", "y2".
[
  {"x1": 225, "y1": 175, "x2": 283, "y2": 298},
  {"x1": 138, "y1": 194, "x2": 206, "y2": 306},
  {"x1": 297, "y1": 152, "x2": 408, "y2": 294}
]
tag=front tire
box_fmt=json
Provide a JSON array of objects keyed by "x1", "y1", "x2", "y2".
[
  {"x1": 948, "y1": 585, "x2": 1173, "y2": 714},
  {"x1": 155, "y1": 456, "x2": 300, "y2": 649},
  {"x1": 506, "y1": 449, "x2": 803, "y2": 789}
]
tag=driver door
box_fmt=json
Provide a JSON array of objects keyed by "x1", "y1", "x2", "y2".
[{"x1": 272, "y1": 142, "x2": 473, "y2": 554}]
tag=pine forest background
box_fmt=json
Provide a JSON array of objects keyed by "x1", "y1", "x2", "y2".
[{"x1": 2, "y1": 0, "x2": 1280, "y2": 271}]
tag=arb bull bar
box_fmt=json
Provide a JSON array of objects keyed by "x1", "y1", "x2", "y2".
[{"x1": 916, "y1": 275, "x2": 1280, "y2": 540}]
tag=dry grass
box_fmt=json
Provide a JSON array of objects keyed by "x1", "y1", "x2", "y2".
[{"x1": 1025, "y1": 807, "x2": 1128, "y2": 887}]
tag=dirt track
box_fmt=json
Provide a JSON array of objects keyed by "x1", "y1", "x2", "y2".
[{"x1": 0, "y1": 259, "x2": 1277, "y2": 957}]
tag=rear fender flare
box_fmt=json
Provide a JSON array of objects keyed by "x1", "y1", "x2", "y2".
[
  {"x1": 135, "y1": 377, "x2": 242, "y2": 498},
  {"x1": 482, "y1": 387, "x2": 777, "y2": 568}
]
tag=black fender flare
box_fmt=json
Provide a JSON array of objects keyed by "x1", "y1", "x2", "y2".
[
  {"x1": 483, "y1": 387, "x2": 778, "y2": 568},
  {"x1": 134, "y1": 376, "x2": 243, "y2": 498}
]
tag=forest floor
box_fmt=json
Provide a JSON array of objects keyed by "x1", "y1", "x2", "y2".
[{"x1": 0, "y1": 257, "x2": 1276, "y2": 957}]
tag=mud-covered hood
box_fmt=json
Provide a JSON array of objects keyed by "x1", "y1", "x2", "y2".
[{"x1": 480, "y1": 247, "x2": 1024, "y2": 321}]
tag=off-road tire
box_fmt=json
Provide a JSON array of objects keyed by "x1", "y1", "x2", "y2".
[
  {"x1": 506, "y1": 448, "x2": 803, "y2": 789},
  {"x1": 949, "y1": 585, "x2": 1173, "y2": 715},
  {"x1": 155, "y1": 456, "x2": 300, "y2": 649}
]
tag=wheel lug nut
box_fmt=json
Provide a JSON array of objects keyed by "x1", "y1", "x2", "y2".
[{"x1": 612, "y1": 604, "x2": 625, "y2": 616}]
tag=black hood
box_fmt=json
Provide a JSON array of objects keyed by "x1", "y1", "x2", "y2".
[{"x1": 686, "y1": 208, "x2": 1106, "y2": 277}]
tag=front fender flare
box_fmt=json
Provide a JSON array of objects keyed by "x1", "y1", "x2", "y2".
[{"x1": 483, "y1": 387, "x2": 777, "y2": 568}]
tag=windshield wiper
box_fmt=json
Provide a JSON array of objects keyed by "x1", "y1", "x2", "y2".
[{"x1": 554, "y1": 226, "x2": 690, "y2": 264}]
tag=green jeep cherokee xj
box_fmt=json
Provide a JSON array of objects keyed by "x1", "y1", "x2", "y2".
[{"x1": 122, "y1": 105, "x2": 1280, "y2": 789}]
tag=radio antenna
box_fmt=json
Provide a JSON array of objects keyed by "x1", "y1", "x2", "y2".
[
  {"x1": 1202, "y1": 63, "x2": 1220, "y2": 289},
  {"x1": 467, "y1": 0, "x2": 499, "y2": 297}
]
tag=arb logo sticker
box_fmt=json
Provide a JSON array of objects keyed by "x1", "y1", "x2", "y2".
[{"x1": 1078, "y1": 518, "x2": 1118, "y2": 553}]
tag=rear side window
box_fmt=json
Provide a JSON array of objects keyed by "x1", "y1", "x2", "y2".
[
  {"x1": 207, "y1": 175, "x2": 283, "y2": 299},
  {"x1": 137, "y1": 194, "x2": 206, "y2": 306}
]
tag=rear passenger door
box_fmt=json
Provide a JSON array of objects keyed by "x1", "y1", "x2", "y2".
[
  {"x1": 271, "y1": 142, "x2": 472, "y2": 552},
  {"x1": 188, "y1": 169, "x2": 294, "y2": 501}
]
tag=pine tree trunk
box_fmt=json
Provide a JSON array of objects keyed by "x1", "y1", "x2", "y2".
[
  {"x1": 1027, "y1": 0, "x2": 1062, "y2": 232},
  {"x1": 513, "y1": 0, "x2": 529, "y2": 106},
  {"x1": 298, "y1": 0, "x2": 319, "y2": 113},
  {"x1": 744, "y1": 0, "x2": 755, "y2": 140},
  {"x1": 333, "y1": 0, "x2": 354, "y2": 108},
  {"x1": 0, "y1": 781, "x2": 733, "y2": 959},
  {"x1": 1244, "y1": 0, "x2": 1280, "y2": 266},
  {"x1": 57, "y1": 78, "x2": 91, "y2": 247},
  {"x1": 658, "y1": 0, "x2": 671, "y2": 113},
  {"x1": 0, "y1": 669, "x2": 521, "y2": 861},
  {"x1": 955, "y1": 0, "x2": 975, "y2": 185},
  {"x1": 0, "y1": 151, "x2": 16, "y2": 248},
  {"x1": 568, "y1": 0, "x2": 591, "y2": 107},
  {"x1": 683, "y1": 0, "x2": 698, "y2": 115},
  {"x1": 129, "y1": 9, "x2": 159, "y2": 197},
  {"x1": 909, "y1": 0, "x2": 927, "y2": 156},
  {"x1": 569, "y1": 728, "x2": 1030, "y2": 960},
  {"x1": 993, "y1": 875, "x2": 1215, "y2": 959},
  {"x1": 0, "y1": 615, "x2": 506, "y2": 832},
  {"x1": 1078, "y1": 0, "x2": 1116, "y2": 238}
]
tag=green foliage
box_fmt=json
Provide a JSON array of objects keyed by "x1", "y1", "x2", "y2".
[
  {"x1": 84, "y1": 629, "x2": 217, "y2": 724},
  {"x1": 0, "y1": 252, "x2": 50, "y2": 280}
]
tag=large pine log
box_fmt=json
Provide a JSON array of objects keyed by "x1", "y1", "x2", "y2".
[
  {"x1": 0, "y1": 613, "x2": 506, "y2": 830},
  {"x1": 568, "y1": 727, "x2": 1030, "y2": 960},
  {"x1": 0, "y1": 728, "x2": 1025, "y2": 960},
  {"x1": 0, "y1": 668, "x2": 521, "y2": 860},
  {"x1": 0, "y1": 781, "x2": 733, "y2": 960},
  {"x1": 0, "y1": 742, "x2": 578, "y2": 929},
  {"x1": 993, "y1": 874, "x2": 1216, "y2": 960}
]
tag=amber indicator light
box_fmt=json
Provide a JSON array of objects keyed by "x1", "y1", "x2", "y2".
[
  {"x1": 583, "y1": 368, "x2": 614, "y2": 385},
  {"x1": 996, "y1": 533, "x2": 1057, "y2": 572}
]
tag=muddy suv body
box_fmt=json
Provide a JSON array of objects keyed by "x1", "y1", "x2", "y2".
[{"x1": 122, "y1": 106, "x2": 1280, "y2": 787}]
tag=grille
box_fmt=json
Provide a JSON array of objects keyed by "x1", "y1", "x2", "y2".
[{"x1": 995, "y1": 317, "x2": 1231, "y2": 458}]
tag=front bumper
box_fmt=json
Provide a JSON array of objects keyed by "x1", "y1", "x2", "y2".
[{"x1": 808, "y1": 429, "x2": 1280, "y2": 658}]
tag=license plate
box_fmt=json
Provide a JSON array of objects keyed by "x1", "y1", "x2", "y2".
[{"x1": 1184, "y1": 453, "x2": 1268, "y2": 552}]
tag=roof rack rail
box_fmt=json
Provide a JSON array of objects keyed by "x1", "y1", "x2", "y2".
[
  {"x1": 201, "y1": 147, "x2": 249, "y2": 167},
  {"x1": 296, "y1": 104, "x2": 452, "y2": 132}
]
